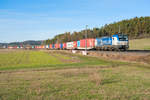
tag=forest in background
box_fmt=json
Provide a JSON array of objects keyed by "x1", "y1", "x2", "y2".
[{"x1": 45, "y1": 16, "x2": 150, "y2": 44}]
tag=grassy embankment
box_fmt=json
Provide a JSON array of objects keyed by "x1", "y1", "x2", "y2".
[
  {"x1": 0, "y1": 50, "x2": 150, "y2": 100},
  {"x1": 129, "y1": 38, "x2": 150, "y2": 50}
]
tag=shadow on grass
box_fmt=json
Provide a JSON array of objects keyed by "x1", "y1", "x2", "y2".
[
  {"x1": 101, "y1": 79, "x2": 119, "y2": 85},
  {"x1": 127, "y1": 50, "x2": 150, "y2": 53}
]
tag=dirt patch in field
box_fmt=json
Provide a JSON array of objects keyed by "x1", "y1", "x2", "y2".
[{"x1": 137, "y1": 55, "x2": 150, "y2": 64}]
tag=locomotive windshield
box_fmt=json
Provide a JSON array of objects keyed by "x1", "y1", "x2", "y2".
[{"x1": 118, "y1": 35, "x2": 128, "y2": 41}]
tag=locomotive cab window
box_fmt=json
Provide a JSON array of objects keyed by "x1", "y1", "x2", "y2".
[{"x1": 119, "y1": 35, "x2": 128, "y2": 41}]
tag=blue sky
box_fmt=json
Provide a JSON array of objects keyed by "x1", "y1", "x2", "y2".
[{"x1": 0, "y1": 0, "x2": 149, "y2": 43}]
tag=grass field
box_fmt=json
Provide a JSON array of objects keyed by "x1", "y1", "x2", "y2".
[
  {"x1": 0, "y1": 50, "x2": 112, "y2": 70},
  {"x1": 129, "y1": 38, "x2": 150, "y2": 50},
  {"x1": 0, "y1": 50, "x2": 150, "y2": 100}
]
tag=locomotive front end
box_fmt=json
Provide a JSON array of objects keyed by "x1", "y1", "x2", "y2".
[{"x1": 112, "y1": 34, "x2": 129, "y2": 50}]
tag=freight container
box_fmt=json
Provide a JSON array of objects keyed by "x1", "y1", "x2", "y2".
[
  {"x1": 8, "y1": 46, "x2": 13, "y2": 49},
  {"x1": 52, "y1": 44, "x2": 55, "y2": 49},
  {"x1": 49, "y1": 44, "x2": 52, "y2": 49},
  {"x1": 36, "y1": 46, "x2": 38, "y2": 49},
  {"x1": 95, "y1": 38, "x2": 102, "y2": 47},
  {"x1": 60, "y1": 43, "x2": 63, "y2": 49},
  {"x1": 37, "y1": 46, "x2": 39, "y2": 49},
  {"x1": 63, "y1": 43, "x2": 66, "y2": 49},
  {"x1": 41, "y1": 45, "x2": 45, "y2": 49},
  {"x1": 73, "y1": 41, "x2": 77, "y2": 49},
  {"x1": 78, "y1": 38, "x2": 95, "y2": 49},
  {"x1": 45, "y1": 45, "x2": 49, "y2": 49},
  {"x1": 32, "y1": 46, "x2": 35, "y2": 49},
  {"x1": 66, "y1": 42, "x2": 73, "y2": 49},
  {"x1": 13, "y1": 46, "x2": 18, "y2": 49},
  {"x1": 39, "y1": 45, "x2": 41, "y2": 49},
  {"x1": 77, "y1": 41, "x2": 80, "y2": 48},
  {"x1": 55, "y1": 44, "x2": 59, "y2": 49}
]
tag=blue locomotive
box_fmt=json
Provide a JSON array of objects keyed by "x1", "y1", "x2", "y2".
[{"x1": 95, "y1": 34, "x2": 129, "y2": 51}]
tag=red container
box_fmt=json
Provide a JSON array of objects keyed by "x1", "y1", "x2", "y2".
[
  {"x1": 13, "y1": 46, "x2": 17, "y2": 49},
  {"x1": 63, "y1": 43, "x2": 66, "y2": 49},
  {"x1": 55, "y1": 44, "x2": 59, "y2": 49},
  {"x1": 8, "y1": 46, "x2": 13, "y2": 49},
  {"x1": 40, "y1": 45, "x2": 42, "y2": 49},
  {"x1": 39, "y1": 45, "x2": 43, "y2": 49},
  {"x1": 49, "y1": 44, "x2": 52, "y2": 49},
  {"x1": 73, "y1": 41, "x2": 77, "y2": 49},
  {"x1": 42, "y1": 45, "x2": 45, "y2": 49},
  {"x1": 80, "y1": 38, "x2": 95, "y2": 49}
]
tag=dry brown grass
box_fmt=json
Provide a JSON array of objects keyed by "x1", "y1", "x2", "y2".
[
  {"x1": 1, "y1": 65, "x2": 150, "y2": 100},
  {"x1": 88, "y1": 51, "x2": 150, "y2": 65},
  {"x1": 89, "y1": 72, "x2": 102, "y2": 86},
  {"x1": 130, "y1": 38, "x2": 150, "y2": 50}
]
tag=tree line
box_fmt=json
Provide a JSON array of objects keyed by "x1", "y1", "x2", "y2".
[{"x1": 45, "y1": 16, "x2": 150, "y2": 44}]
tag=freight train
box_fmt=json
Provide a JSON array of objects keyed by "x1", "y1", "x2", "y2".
[{"x1": 8, "y1": 33, "x2": 129, "y2": 51}]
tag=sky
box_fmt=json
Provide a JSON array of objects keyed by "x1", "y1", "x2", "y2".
[{"x1": 0, "y1": 0, "x2": 149, "y2": 43}]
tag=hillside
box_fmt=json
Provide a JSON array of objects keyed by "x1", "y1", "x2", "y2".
[
  {"x1": 0, "y1": 40, "x2": 42, "y2": 47},
  {"x1": 129, "y1": 38, "x2": 150, "y2": 50},
  {"x1": 45, "y1": 16, "x2": 150, "y2": 44}
]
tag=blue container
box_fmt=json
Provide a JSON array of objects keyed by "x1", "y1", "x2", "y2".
[
  {"x1": 77, "y1": 41, "x2": 80, "y2": 47},
  {"x1": 52, "y1": 44, "x2": 55, "y2": 49},
  {"x1": 95, "y1": 38, "x2": 102, "y2": 47},
  {"x1": 60, "y1": 43, "x2": 63, "y2": 49}
]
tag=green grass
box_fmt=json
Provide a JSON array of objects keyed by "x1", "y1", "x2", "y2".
[
  {"x1": 0, "y1": 50, "x2": 150, "y2": 100},
  {"x1": 0, "y1": 50, "x2": 64, "y2": 70},
  {"x1": 129, "y1": 38, "x2": 150, "y2": 50},
  {"x1": 0, "y1": 65, "x2": 150, "y2": 100},
  {"x1": 0, "y1": 50, "x2": 113, "y2": 70}
]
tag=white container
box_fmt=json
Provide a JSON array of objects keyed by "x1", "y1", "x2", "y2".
[
  {"x1": 46, "y1": 45, "x2": 49, "y2": 49},
  {"x1": 66, "y1": 42, "x2": 73, "y2": 49}
]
